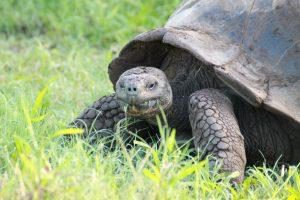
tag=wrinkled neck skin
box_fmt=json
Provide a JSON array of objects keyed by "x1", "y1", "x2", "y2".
[{"x1": 145, "y1": 63, "x2": 225, "y2": 131}]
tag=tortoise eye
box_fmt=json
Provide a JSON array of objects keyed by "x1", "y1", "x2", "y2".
[
  {"x1": 147, "y1": 82, "x2": 157, "y2": 90},
  {"x1": 119, "y1": 83, "x2": 125, "y2": 89}
]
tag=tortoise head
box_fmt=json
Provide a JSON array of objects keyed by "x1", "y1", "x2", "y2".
[{"x1": 116, "y1": 66, "x2": 173, "y2": 118}]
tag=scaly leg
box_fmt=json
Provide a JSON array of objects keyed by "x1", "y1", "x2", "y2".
[
  {"x1": 71, "y1": 93, "x2": 126, "y2": 145},
  {"x1": 189, "y1": 89, "x2": 246, "y2": 183},
  {"x1": 73, "y1": 93, "x2": 125, "y2": 134},
  {"x1": 72, "y1": 93, "x2": 156, "y2": 143}
]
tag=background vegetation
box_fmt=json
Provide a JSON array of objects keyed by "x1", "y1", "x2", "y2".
[{"x1": 0, "y1": 0, "x2": 299, "y2": 199}]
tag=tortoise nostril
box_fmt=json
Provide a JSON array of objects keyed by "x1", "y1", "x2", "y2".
[{"x1": 126, "y1": 85, "x2": 138, "y2": 94}]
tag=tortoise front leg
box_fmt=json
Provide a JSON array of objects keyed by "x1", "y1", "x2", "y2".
[
  {"x1": 72, "y1": 93, "x2": 157, "y2": 143},
  {"x1": 72, "y1": 93, "x2": 125, "y2": 138},
  {"x1": 189, "y1": 89, "x2": 246, "y2": 183}
]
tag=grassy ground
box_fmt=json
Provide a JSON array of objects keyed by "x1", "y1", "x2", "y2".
[{"x1": 0, "y1": 0, "x2": 300, "y2": 199}]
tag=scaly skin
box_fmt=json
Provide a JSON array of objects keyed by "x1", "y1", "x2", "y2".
[
  {"x1": 72, "y1": 93, "x2": 158, "y2": 143},
  {"x1": 72, "y1": 94, "x2": 125, "y2": 144},
  {"x1": 189, "y1": 89, "x2": 246, "y2": 183},
  {"x1": 73, "y1": 94, "x2": 124, "y2": 134}
]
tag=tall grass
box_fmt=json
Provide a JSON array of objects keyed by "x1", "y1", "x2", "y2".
[
  {"x1": 0, "y1": 0, "x2": 180, "y2": 48},
  {"x1": 0, "y1": 0, "x2": 300, "y2": 199}
]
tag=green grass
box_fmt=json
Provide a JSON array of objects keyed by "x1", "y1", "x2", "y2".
[{"x1": 0, "y1": 0, "x2": 300, "y2": 199}]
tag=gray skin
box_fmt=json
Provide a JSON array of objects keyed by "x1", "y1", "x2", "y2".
[{"x1": 73, "y1": 50, "x2": 299, "y2": 183}]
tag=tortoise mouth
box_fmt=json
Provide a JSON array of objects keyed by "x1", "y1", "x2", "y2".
[{"x1": 117, "y1": 97, "x2": 172, "y2": 117}]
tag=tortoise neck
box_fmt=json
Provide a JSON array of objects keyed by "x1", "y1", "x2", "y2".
[
  {"x1": 146, "y1": 50, "x2": 226, "y2": 129},
  {"x1": 165, "y1": 95, "x2": 191, "y2": 131},
  {"x1": 163, "y1": 65, "x2": 223, "y2": 130}
]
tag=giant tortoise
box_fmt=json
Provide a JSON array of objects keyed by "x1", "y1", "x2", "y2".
[{"x1": 73, "y1": 0, "x2": 300, "y2": 182}]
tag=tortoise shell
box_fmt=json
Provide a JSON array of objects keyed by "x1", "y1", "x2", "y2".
[{"x1": 108, "y1": 0, "x2": 300, "y2": 124}]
